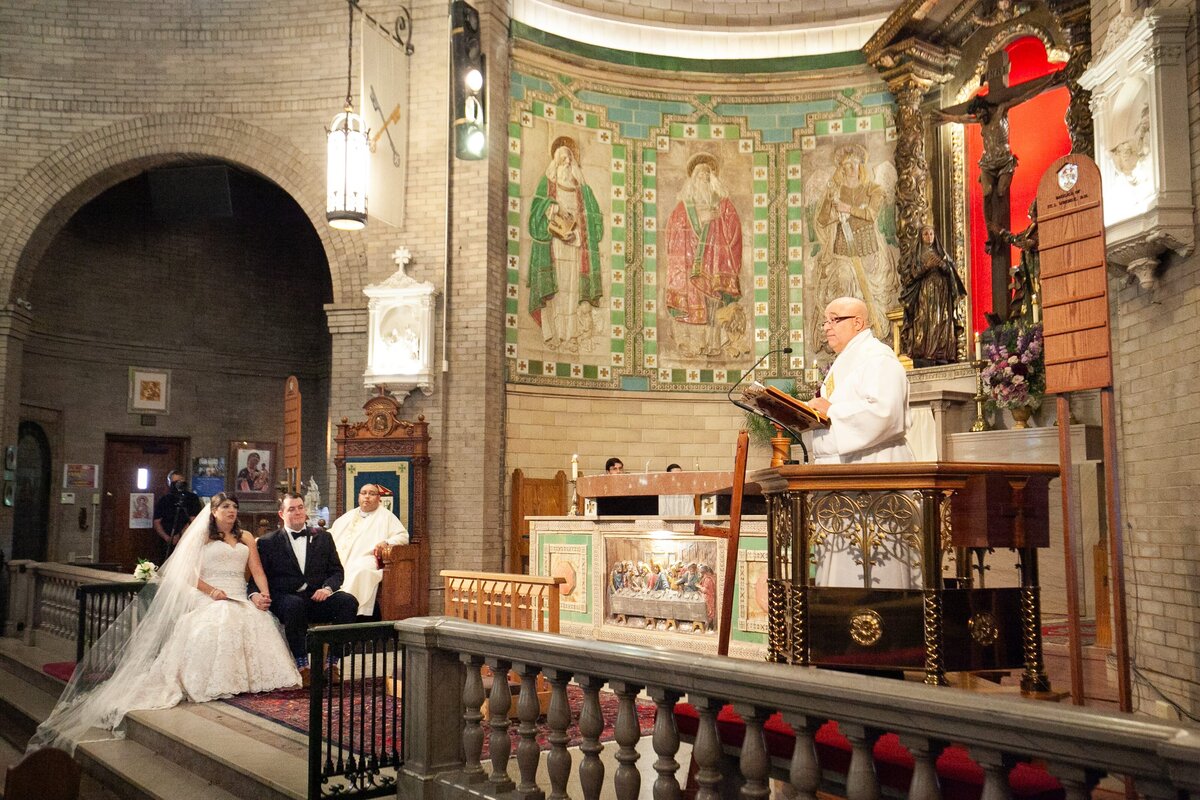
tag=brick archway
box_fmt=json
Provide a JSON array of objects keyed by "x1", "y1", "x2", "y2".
[{"x1": 0, "y1": 113, "x2": 365, "y2": 305}]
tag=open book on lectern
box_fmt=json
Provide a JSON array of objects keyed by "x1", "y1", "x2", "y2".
[{"x1": 741, "y1": 382, "x2": 830, "y2": 433}]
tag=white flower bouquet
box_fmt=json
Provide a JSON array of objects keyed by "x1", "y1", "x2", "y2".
[{"x1": 133, "y1": 558, "x2": 158, "y2": 582}]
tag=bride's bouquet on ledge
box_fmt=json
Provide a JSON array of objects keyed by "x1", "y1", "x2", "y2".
[{"x1": 132, "y1": 558, "x2": 158, "y2": 582}]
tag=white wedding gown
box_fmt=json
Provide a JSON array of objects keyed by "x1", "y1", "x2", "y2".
[{"x1": 136, "y1": 541, "x2": 300, "y2": 705}]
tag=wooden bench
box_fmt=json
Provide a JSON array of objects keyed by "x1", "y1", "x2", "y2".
[{"x1": 441, "y1": 570, "x2": 564, "y2": 716}]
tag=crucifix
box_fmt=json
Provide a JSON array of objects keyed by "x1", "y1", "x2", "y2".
[{"x1": 934, "y1": 50, "x2": 1065, "y2": 321}]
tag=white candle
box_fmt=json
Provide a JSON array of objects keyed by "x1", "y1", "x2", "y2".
[
  {"x1": 571, "y1": 454, "x2": 578, "y2": 481},
  {"x1": 974, "y1": 332, "x2": 982, "y2": 361},
  {"x1": 1032, "y1": 294, "x2": 1041, "y2": 324}
]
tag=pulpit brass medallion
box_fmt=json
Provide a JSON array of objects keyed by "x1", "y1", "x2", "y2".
[
  {"x1": 849, "y1": 609, "x2": 883, "y2": 646},
  {"x1": 968, "y1": 611, "x2": 999, "y2": 646}
]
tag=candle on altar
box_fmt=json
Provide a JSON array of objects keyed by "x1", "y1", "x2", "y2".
[
  {"x1": 571, "y1": 453, "x2": 578, "y2": 481},
  {"x1": 1032, "y1": 294, "x2": 1041, "y2": 324},
  {"x1": 974, "y1": 332, "x2": 982, "y2": 361}
]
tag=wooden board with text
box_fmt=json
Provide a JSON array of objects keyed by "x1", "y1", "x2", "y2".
[{"x1": 1036, "y1": 154, "x2": 1112, "y2": 393}]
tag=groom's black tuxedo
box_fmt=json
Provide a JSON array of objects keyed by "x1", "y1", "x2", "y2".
[
  {"x1": 254, "y1": 526, "x2": 345, "y2": 597},
  {"x1": 253, "y1": 526, "x2": 357, "y2": 660}
]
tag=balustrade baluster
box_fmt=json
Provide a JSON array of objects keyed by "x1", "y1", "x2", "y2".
[
  {"x1": 779, "y1": 713, "x2": 821, "y2": 800},
  {"x1": 647, "y1": 687, "x2": 683, "y2": 800},
  {"x1": 484, "y1": 656, "x2": 515, "y2": 792},
  {"x1": 732, "y1": 703, "x2": 771, "y2": 800},
  {"x1": 1044, "y1": 762, "x2": 1099, "y2": 800},
  {"x1": 542, "y1": 667, "x2": 574, "y2": 800},
  {"x1": 839, "y1": 723, "x2": 882, "y2": 800},
  {"x1": 513, "y1": 662, "x2": 545, "y2": 800},
  {"x1": 460, "y1": 653, "x2": 486, "y2": 783},
  {"x1": 690, "y1": 695, "x2": 727, "y2": 800},
  {"x1": 971, "y1": 748, "x2": 1011, "y2": 800},
  {"x1": 575, "y1": 674, "x2": 607, "y2": 800},
  {"x1": 897, "y1": 733, "x2": 946, "y2": 800},
  {"x1": 609, "y1": 680, "x2": 645, "y2": 800}
]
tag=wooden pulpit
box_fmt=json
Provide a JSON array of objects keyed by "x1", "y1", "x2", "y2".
[
  {"x1": 755, "y1": 461, "x2": 1058, "y2": 690},
  {"x1": 334, "y1": 391, "x2": 429, "y2": 619}
]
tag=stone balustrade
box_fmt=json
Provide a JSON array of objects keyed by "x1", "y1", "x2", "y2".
[
  {"x1": 5, "y1": 560, "x2": 136, "y2": 654},
  {"x1": 394, "y1": 617, "x2": 1200, "y2": 800}
]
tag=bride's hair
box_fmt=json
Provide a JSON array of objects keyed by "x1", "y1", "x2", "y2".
[{"x1": 207, "y1": 492, "x2": 240, "y2": 541}]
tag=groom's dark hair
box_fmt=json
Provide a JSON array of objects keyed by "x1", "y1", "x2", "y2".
[{"x1": 278, "y1": 491, "x2": 305, "y2": 509}]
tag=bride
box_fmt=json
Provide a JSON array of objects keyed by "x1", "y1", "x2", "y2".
[{"x1": 30, "y1": 493, "x2": 300, "y2": 753}]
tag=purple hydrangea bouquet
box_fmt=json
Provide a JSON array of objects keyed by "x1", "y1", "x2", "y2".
[{"x1": 981, "y1": 322, "x2": 1045, "y2": 409}]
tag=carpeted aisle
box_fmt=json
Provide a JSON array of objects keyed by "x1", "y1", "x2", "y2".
[{"x1": 223, "y1": 680, "x2": 656, "y2": 756}]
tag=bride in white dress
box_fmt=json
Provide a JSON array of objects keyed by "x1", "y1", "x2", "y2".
[{"x1": 30, "y1": 493, "x2": 299, "y2": 753}]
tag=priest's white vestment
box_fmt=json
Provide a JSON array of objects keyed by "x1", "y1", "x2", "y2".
[
  {"x1": 810, "y1": 328, "x2": 918, "y2": 589},
  {"x1": 330, "y1": 507, "x2": 409, "y2": 615}
]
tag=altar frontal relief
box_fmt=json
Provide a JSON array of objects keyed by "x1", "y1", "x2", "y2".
[{"x1": 604, "y1": 535, "x2": 723, "y2": 634}]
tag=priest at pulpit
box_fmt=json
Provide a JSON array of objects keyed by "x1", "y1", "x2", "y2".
[{"x1": 807, "y1": 297, "x2": 918, "y2": 588}]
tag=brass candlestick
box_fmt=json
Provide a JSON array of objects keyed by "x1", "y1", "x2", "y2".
[{"x1": 971, "y1": 358, "x2": 991, "y2": 432}]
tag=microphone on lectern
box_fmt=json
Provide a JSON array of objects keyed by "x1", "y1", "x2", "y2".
[{"x1": 726, "y1": 346, "x2": 810, "y2": 463}]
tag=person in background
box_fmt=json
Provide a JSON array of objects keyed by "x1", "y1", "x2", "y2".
[
  {"x1": 328, "y1": 483, "x2": 409, "y2": 618},
  {"x1": 153, "y1": 470, "x2": 201, "y2": 560},
  {"x1": 605, "y1": 458, "x2": 624, "y2": 474}
]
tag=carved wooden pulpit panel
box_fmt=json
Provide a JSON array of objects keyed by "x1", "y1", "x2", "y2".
[{"x1": 334, "y1": 391, "x2": 429, "y2": 619}]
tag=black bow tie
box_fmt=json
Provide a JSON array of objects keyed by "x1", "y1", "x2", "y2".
[{"x1": 289, "y1": 529, "x2": 308, "y2": 540}]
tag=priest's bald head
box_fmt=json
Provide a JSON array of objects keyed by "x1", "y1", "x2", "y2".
[{"x1": 822, "y1": 297, "x2": 869, "y2": 354}]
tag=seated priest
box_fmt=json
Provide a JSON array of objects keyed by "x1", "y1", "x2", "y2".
[
  {"x1": 329, "y1": 483, "x2": 410, "y2": 616},
  {"x1": 807, "y1": 296, "x2": 918, "y2": 590}
]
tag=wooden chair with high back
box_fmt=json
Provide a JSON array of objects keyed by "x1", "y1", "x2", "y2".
[{"x1": 4, "y1": 747, "x2": 81, "y2": 800}]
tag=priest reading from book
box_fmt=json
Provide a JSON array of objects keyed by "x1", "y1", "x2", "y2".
[
  {"x1": 806, "y1": 296, "x2": 918, "y2": 589},
  {"x1": 329, "y1": 483, "x2": 409, "y2": 617}
]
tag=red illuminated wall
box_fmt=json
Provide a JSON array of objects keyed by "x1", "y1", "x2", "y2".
[{"x1": 964, "y1": 36, "x2": 1070, "y2": 333}]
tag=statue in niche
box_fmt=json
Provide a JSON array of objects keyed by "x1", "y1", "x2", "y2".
[
  {"x1": 665, "y1": 153, "x2": 747, "y2": 360},
  {"x1": 527, "y1": 136, "x2": 605, "y2": 354},
  {"x1": 1109, "y1": 105, "x2": 1150, "y2": 185},
  {"x1": 808, "y1": 143, "x2": 899, "y2": 349},
  {"x1": 900, "y1": 224, "x2": 967, "y2": 366}
]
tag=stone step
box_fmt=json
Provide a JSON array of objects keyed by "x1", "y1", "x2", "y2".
[
  {"x1": 0, "y1": 654, "x2": 60, "y2": 747},
  {"x1": 77, "y1": 736, "x2": 243, "y2": 800},
  {"x1": 122, "y1": 702, "x2": 307, "y2": 800}
]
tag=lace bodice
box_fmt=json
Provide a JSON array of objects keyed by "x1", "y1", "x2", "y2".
[{"x1": 200, "y1": 541, "x2": 249, "y2": 600}]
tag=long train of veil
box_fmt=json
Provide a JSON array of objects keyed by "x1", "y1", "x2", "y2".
[{"x1": 28, "y1": 502, "x2": 216, "y2": 753}]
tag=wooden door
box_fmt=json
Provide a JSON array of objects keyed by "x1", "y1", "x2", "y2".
[
  {"x1": 508, "y1": 469, "x2": 568, "y2": 573},
  {"x1": 100, "y1": 436, "x2": 189, "y2": 571}
]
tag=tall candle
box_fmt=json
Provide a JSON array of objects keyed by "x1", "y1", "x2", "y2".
[
  {"x1": 974, "y1": 332, "x2": 982, "y2": 361},
  {"x1": 1032, "y1": 294, "x2": 1041, "y2": 324},
  {"x1": 571, "y1": 453, "x2": 578, "y2": 481}
]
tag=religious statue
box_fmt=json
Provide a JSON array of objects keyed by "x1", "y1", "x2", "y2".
[
  {"x1": 527, "y1": 136, "x2": 605, "y2": 354},
  {"x1": 995, "y1": 201, "x2": 1040, "y2": 325},
  {"x1": 934, "y1": 51, "x2": 1066, "y2": 253},
  {"x1": 900, "y1": 224, "x2": 967, "y2": 366},
  {"x1": 665, "y1": 153, "x2": 747, "y2": 359},
  {"x1": 304, "y1": 476, "x2": 321, "y2": 517}
]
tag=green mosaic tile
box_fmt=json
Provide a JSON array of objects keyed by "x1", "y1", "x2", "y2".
[
  {"x1": 527, "y1": 360, "x2": 542, "y2": 374},
  {"x1": 787, "y1": 149, "x2": 803, "y2": 164},
  {"x1": 610, "y1": 283, "x2": 625, "y2": 298},
  {"x1": 671, "y1": 369, "x2": 686, "y2": 383},
  {"x1": 583, "y1": 365, "x2": 598, "y2": 380},
  {"x1": 643, "y1": 341, "x2": 658, "y2": 354},
  {"x1": 642, "y1": 232, "x2": 656, "y2": 246},
  {"x1": 507, "y1": 240, "x2": 520, "y2": 255},
  {"x1": 755, "y1": 289, "x2": 770, "y2": 303},
  {"x1": 625, "y1": 124, "x2": 648, "y2": 139},
  {"x1": 506, "y1": 328, "x2": 517, "y2": 342},
  {"x1": 612, "y1": 143, "x2": 626, "y2": 158},
  {"x1": 700, "y1": 369, "x2": 713, "y2": 383},
  {"x1": 555, "y1": 362, "x2": 571, "y2": 378},
  {"x1": 621, "y1": 375, "x2": 649, "y2": 391},
  {"x1": 606, "y1": 107, "x2": 634, "y2": 124}
]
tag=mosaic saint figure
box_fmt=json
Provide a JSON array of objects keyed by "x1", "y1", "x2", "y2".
[
  {"x1": 900, "y1": 224, "x2": 966, "y2": 366},
  {"x1": 810, "y1": 144, "x2": 899, "y2": 348},
  {"x1": 665, "y1": 153, "x2": 746, "y2": 359},
  {"x1": 527, "y1": 136, "x2": 604, "y2": 353}
]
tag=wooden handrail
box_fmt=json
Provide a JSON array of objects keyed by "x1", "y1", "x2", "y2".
[{"x1": 440, "y1": 570, "x2": 564, "y2": 634}]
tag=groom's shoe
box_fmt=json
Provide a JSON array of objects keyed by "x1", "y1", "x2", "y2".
[{"x1": 300, "y1": 667, "x2": 312, "y2": 689}]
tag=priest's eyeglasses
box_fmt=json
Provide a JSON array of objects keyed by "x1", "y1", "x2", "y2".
[{"x1": 822, "y1": 315, "x2": 858, "y2": 327}]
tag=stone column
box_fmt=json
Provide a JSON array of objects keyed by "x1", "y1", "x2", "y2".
[{"x1": 322, "y1": 302, "x2": 369, "y2": 511}]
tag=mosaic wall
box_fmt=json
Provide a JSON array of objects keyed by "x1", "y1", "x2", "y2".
[{"x1": 506, "y1": 56, "x2": 898, "y2": 391}]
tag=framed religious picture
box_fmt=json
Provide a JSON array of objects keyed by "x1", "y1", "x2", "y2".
[
  {"x1": 129, "y1": 492, "x2": 155, "y2": 529},
  {"x1": 128, "y1": 367, "x2": 170, "y2": 414},
  {"x1": 228, "y1": 441, "x2": 277, "y2": 501}
]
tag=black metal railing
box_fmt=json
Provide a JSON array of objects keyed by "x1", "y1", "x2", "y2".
[
  {"x1": 306, "y1": 622, "x2": 404, "y2": 800},
  {"x1": 75, "y1": 581, "x2": 143, "y2": 663}
]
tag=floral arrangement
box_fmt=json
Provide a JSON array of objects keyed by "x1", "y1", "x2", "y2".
[
  {"x1": 981, "y1": 322, "x2": 1045, "y2": 409},
  {"x1": 132, "y1": 558, "x2": 158, "y2": 582}
]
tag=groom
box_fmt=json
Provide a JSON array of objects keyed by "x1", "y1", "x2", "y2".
[{"x1": 251, "y1": 492, "x2": 357, "y2": 682}]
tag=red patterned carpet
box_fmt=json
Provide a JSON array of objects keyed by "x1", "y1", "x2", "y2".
[{"x1": 224, "y1": 680, "x2": 656, "y2": 756}]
